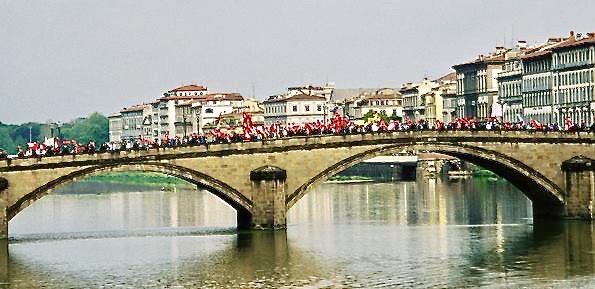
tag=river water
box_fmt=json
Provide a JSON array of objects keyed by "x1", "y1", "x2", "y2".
[{"x1": 4, "y1": 177, "x2": 595, "y2": 288}]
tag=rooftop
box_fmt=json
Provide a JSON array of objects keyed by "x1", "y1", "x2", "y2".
[
  {"x1": 264, "y1": 93, "x2": 326, "y2": 103},
  {"x1": 169, "y1": 84, "x2": 208, "y2": 92}
]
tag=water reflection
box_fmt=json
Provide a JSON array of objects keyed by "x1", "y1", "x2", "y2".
[
  {"x1": 10, "y1": 189, "x2": 236, "y2": 236},
  {"x1": 2, "y1": 178, "x2": 594, "y2": 287}
]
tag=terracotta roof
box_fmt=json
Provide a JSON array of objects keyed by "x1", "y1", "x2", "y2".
[
  {"x1": 162, "y1": 93, "x2": 244, "y2": 102},
  {"x1": 120, "y1": 105, "x2": 148, "y2": 113},
  {"x1": 521, "y1": 49, "x2": 552, "y2": 60},
  {"x1": 198, "y1": 93, "x2": 244, "y2": 101},
  {"x1": 399, "y1": 85, "x2": 419, "y2": 93},
  {"x1": 169, "y1": 84, "x2": 208, "y2": 92},
  {"x1": 175, "y1": 102, "x2": 192, "y2": 107},
  {"x1": 553, "y1": 35, "x2": 595, "y2": 50},
  {"x1": 286, "y1": 93, "x2": 326, "y2": 101},
  {"x1": 288, "y1": 85, "x2": 326, "y2": 91},
  {"x1": 364, "y1": 93, "x2": 402, "y2": 100},
  {"x1": 521, "y1": 37, "x2": 575, "y2": 60},
  {"x1": 452, "y1": 53, "x2": 506, "y2": 69},
  {"x1": 159, "y1": 95, "x2": 206, "y2": 101},
  {"x1": 434, "y1": 71, "x2": 456, "y2": 82},
  {"x1": 264, "y1": 93, "x2": 326, "y2": 103}
]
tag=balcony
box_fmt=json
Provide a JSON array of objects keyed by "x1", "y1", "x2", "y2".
[
  {"x1": 554, "y1": 60, "x2": 592, "y2": 70},
  {"x1": 497, "y1": 69, "x2": 522, "y2": 78}
]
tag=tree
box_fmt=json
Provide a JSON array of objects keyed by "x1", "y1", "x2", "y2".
[
  {"x1": 0, "y1": 112, "x2": 109, "y2": 153},
  {"x1": 363, "y1": 109, "x2": 391, "y2": 123},
  {"x1": 0, "y1": 127, "x2": 16, "y2": 154},
  {"x1": 61, "y1": 113, "x2": 108, "y2": 143}
]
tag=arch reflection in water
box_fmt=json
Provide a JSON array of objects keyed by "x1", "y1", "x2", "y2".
[{"x1": 288, "y1": 179, "x2": 595, "y2": 288}]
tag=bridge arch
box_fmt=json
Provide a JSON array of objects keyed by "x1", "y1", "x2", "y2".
[
  {"x1": 7, "y1": 162, "x2": 253, "y2": 222},
  {"x1": 286, "y1": 142, "x2": 566, "y2": 218}
]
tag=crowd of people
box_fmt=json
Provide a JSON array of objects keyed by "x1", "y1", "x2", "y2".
[{"x1": 1, "y1": 112, "x2": 593, "y2": 160}]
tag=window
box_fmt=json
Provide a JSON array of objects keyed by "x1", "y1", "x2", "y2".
[
  {"x1": 205, "y1": 108, "x2": 214, "y2": 113},
  {"x1": 292, "y1": 105, "x2": 297, "y2": 112},
  {"x1": 317, "y1": 105, "x2": 322, "y2": 111},
  {"x1": 305, "y1": 105, "x2": 310, "y2": 112}
]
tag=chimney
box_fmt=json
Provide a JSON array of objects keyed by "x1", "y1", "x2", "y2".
[
  {"x1": 516, "y1": 40, "x2": 527, "y2": 50},
  {"x1": 570, "y1": 30, "x2": 575, "y2": 38},
  {"x1": 495, "y1": 46, "x2": 506, "y2": 54}
]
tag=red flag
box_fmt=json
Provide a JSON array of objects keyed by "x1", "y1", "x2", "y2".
[{"x1": 215, "y1": 112, "x2": 223, "y2": 129}]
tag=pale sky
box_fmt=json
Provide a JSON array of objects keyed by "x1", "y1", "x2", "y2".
[{"x1": 1, "y1": 0, "x2": 594, "y2": 124}]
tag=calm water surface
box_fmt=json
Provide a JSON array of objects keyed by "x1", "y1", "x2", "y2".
[{"x1": 4, "y1": 178, "x2": 595, "y2": 288}]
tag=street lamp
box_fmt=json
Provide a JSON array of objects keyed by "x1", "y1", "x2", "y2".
[
  {"x1": 56, "y1": 122, "x2": 62, "y2": 139},
  {"x1": 323, "y1": 104, "x2": 328, "y2": 126},
  {"x1": 181, "y1": 105, "x2": 191, "y2": 139}
]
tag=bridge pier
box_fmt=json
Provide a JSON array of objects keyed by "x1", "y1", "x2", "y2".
[
  {"x1": 249, "y1": 166, "x2": 287, "y2": 230},
  {"x1": 0, "y1": 178, "x2": 7, "y2": 239},
  {"x1": 561, "y1": 156, "x2": 595, "y2": 220}
]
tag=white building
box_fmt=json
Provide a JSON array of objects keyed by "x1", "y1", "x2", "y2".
[
  {"x1": 453, "y1": 48, "x2": 506, "y2": 118},
  {"x1": 157, "y1": 84, "x2": 209, "y2": 137},
  {"x1": 401, "y1": 79, "x2": 439, "y2": 120},
  {"x1": 119, "y1": 104, "x2": 153, "y2": 141},
  {"x1": 286, "y1": 83, "x2": 335, "y2": 101},
  {"x1": 551, "y1": 32, "x2": 595, "y2": 125},
  {"x1": 436, "y1": 74, "x2": 458, "y2": 123},
  {"x1": 519, "y1": 37, "x2": 577, "y2": 125},
  {"x1": 498, "y1": 44, "x2": 525, "y2": 123},
  {"x1": 108, "y1": 113, "x2": 122, "y2": 144},
  {"x1": 167, "y1": 84, "x2": 209, "y2": 97},
  {"x1": 263, "y1": 93, "x2": 327, "y2": 126},
  {"x1": 190, "y1": 93, "x2": 245, "y2": 134},
  {"x1": 344, "y1": 88, "x2": 403, "y2": 121}
]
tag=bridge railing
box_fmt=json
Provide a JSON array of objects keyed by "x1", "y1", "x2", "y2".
[{"x1": 1, "y1": 130, "x2": 593, "y2": 169}]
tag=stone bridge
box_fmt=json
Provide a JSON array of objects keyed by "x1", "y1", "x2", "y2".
[{"x1": 0, "y1": 131, "x2": 594, "y2": 238}]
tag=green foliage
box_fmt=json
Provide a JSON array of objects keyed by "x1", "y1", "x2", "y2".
[
  {"x1": 327, "y1": 175, "x2": 374, "y2": 182},
  {"x1": 472, "y1": 169, "x2": 500, "y2": 178},
  {"x1": 60, "y1": 112, "x2": 109, "y2": 144},
  {"x1": 0, "y1": 127, "x2": 15, "y2": 154},
  {"x1": 362, "y1": 109, "x2": 391, "y2": 123},
  {"x1": 362, "y1": 110, "x2": 374, "y2": 122},
  {"x1": 81, "y1": 172, "x2": 194, "y2": 189},
  {"x1": 0, "y1": 112, "x2": 109, "y2": 154}
]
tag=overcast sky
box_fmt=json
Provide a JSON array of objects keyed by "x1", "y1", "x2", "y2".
[{"x1": 1, "y1": 0, "x2": 594, "y2": 124}]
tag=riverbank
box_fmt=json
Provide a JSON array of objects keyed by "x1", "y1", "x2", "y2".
[
  {"x1": 326, "y1": 175, "x2": 376, "y2": 183},
  {"x1": 80, "y1": 172, "x2": 196, "y2": 190}
]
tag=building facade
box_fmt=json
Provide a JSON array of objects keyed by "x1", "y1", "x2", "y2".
[
  {"x1": 522, "y1": 51, "x2": 555, "y2": 124},
  {"x1": 343, "y1": 88, "x2": 403, "y2": 121},
  {"x1": 453, "y1": 49, "x2": 505, "y2": 119},
  {"x1": 119, "y1": 104, "x2": 153, "y2": 142},
  {"x1": 263, "y1": 94, "x2": 327, "y2": 126},
  {"x1": 551, "y1": 33, "x2": 595, "y2": 125},
  {"x1": 401, "y1": 79, "x2": 439, "y2": 120},
  {"x1": 438, "y1": 79, "x2": 458, "y2": 123},
  {"x1": 108, "y1": 114, "x2": 122, "y2": 144},
  {"x1": 498, "y1": 50, "x2": 524, "y2": 123}
]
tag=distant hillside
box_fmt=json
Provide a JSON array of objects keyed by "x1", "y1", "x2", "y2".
[{"x1": 0, "y1": 112, "x2": 108, "y2": 154}]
